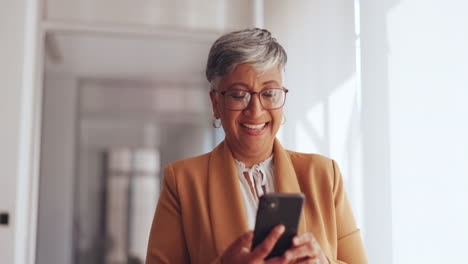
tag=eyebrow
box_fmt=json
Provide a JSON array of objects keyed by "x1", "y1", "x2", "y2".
[{"x1": 228, "y1": 80, "x2": 280, "y2": 89}]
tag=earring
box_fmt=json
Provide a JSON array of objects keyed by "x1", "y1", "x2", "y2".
[
  {"x1": 281, "y1": 115, "x2": 287, "y2": 125},
  {"x1": 212, "y1": 118, "x2": 222, "y2": 128}
]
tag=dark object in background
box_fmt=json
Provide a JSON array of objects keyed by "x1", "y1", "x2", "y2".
[
  {"x1": 0, "y1": 212, "x2": 9, "y2": 225},
  {"x1": 128, "y1": 255, "x2": 143, "y2": 264}
]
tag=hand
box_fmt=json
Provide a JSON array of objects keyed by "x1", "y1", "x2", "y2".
[
  {"x1": 221, "y1": 225, "x2": 290, "y2": 264},
  {"x1": 282, "y1": 232, "x2": 329, "y2": 264}
]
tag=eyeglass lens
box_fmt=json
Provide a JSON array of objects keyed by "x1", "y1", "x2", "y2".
[{"x1": 223, "y1": 89, "x2": 286, "y2": 110}]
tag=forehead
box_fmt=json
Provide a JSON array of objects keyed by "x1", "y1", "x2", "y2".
[{"x1": 219, "y1": 63, "x2": 283, "y2": 90}]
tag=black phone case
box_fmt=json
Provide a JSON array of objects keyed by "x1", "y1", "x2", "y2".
[{"x1": 251, "y1": 193, "x2": 305, "y2": 260}]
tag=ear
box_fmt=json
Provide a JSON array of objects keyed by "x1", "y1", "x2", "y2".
[{"x1": 209, "y1": 90, "x2": 220, "y2": 119}]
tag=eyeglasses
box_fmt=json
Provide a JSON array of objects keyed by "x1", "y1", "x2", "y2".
[{"x1": 212, "y1": 88, "x2": 289, "y2": 111}]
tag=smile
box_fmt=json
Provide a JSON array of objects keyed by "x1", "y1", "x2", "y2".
[{"x1": 241, "y1": 122, "x2": 268, "y2": 130}]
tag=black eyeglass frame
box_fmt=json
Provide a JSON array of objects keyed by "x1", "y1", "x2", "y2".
[{"x1": 212, "y1": 88, "x2": 289, "y2": 111}]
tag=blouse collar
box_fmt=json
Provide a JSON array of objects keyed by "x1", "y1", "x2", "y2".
[
  {"x1": 234, "y1": 155, "x2": 274, "y2": 173},
  {"x1": 234, "y1": 155, "x2": 274, "y2": 188}
]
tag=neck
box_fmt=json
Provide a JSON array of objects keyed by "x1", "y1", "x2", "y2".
[{"x1": 229, "y1": 145, "x2": 274, "y2": 168}]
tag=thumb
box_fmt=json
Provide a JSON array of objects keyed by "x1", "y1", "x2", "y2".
[{"x1": 223, "y1": 231, "x2": 253, "y2": 256}]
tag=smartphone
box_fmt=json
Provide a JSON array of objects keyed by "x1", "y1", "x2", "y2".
[{"x1": 251, "y1": 193, "x2": 305, "y2": 260}]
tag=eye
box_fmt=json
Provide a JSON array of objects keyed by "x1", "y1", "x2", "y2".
[
  {"x1": 227, "y1": 90, "x2": 248, "y2": 100},
  {"x1": 261, "y1": 89, "x2": 279, "y2": 98}
]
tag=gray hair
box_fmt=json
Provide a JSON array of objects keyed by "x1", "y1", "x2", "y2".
[{"x1": 205, "y1": 28, "x2": 287, "y2": 87}]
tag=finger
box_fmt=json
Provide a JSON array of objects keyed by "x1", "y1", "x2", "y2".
[
  {"x1": 265, "y1": 256, "x2": 289, "y2": 264},
  {"x1": 284, "y1": 244, "x2": 317, "y2": 262},
  {"x1": 292, "y1": 232, "x2": 314, "y2": 247},
  {"x1": 224, "y1": 231, "x2": 253, "y2": 256},
  {"x1": 250, "y1": 225, "x2": 285, "y2": 261},
  {"x1": 294, "y1": 258, "x2": 322, "y2": 264}
]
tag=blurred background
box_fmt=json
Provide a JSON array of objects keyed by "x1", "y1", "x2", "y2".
[{"x1": 1, "y1": 0, "x2": 467, "y2": 264}]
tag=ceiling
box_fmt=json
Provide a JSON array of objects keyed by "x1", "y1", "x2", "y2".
[{"x1": 44, "y1": 31, "x2": 217, "y2": 81}]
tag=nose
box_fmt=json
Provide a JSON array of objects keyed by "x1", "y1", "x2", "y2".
[{"x1": 243, "y1": 93, "x2": 264, "y2": 116}]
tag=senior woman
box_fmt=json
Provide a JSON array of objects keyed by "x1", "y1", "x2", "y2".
[{"x1": 146, "y1": 28, "x2": 367, "y2": 264}]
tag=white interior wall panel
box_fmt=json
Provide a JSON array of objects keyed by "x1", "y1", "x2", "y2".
[
  {"x1": 0, "y1": 0, "x2": 26, "y2": 261},
  {"x1": 0, "y1": 0, "x2": 41, "y2": 264},
  {"x1": 36, "y1": 73, "x2": 77, "y2": 264}
]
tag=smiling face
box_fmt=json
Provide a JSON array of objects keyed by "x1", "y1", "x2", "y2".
[{"x1": 210, "y1": 63, "x2": 284, "y2": 166}]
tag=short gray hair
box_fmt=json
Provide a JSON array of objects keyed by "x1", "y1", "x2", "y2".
[{"x1": 205, "y1": 28, "x2": 287, "y2": 86}]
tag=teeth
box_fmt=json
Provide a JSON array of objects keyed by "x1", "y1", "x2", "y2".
[{"x1": 242, "y1": 123, "x2": 266, "y2": 129}]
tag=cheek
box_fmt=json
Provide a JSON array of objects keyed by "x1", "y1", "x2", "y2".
[
  {"x1": 221, "y1": 111, "x2": 240, "y2": 130},
  {"x1": 271, "y1": 110, "x2": 283, "y2": 126}
]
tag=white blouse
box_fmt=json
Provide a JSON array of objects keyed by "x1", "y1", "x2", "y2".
[{"x1": 234, "y1": 156, "x2": 276, "y2": 229}]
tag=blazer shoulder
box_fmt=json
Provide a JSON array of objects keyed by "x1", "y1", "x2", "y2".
[
  {"x1": 285, "y1": 150, "x2": 338, "y2": 190},
  {"x1": 167, "y1": 152, "x2": 211, "y2": 172},
  {"x1": 286, "y1": 149, "x2": 333, "y2": 167}
]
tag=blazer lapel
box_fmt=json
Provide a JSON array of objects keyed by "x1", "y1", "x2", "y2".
[
  {"x1": 273, "y1": 139, "x2": 308, "y2": 235},
  {"x1": 208, "y1": 141, "x2": 249, "y2": 256},
  {"x1": 207, "y1": 139, "x2": 307, "y2": 256}
]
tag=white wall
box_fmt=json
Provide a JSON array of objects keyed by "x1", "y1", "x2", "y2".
[
  {"x1": 36, "y1": 74, "x2": 77, "y2": 264},
  {"x1": 361, "y1": 0, "x2": 468, "y2": 262},
  {"x1": 359, "y1": 0, "x2": 394, "y2": 262},
  {"x1": 385, "y1": 0, "x2": 468, "y2": 263},
  {"x1": 0, "y1": 1, "x2": 26, "y2": 261},
  {"x1": 264, "y1": 0, "x2": 368, "y2": 251},
  {"x1": 0, "y1": 0, "x2": 41, "y2": 264}
]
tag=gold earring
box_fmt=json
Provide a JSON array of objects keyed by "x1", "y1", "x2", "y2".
[
  {"x1": 281, "y1": 115, "x2": 287, "y2": 125},
  {"x1": 212, "y1": 118, "x2": 222, "y2": 128}
]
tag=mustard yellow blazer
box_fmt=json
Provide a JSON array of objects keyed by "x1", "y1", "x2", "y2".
[{"x1": 146, "y1": 139, "x2": 367, "y2": 264}]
